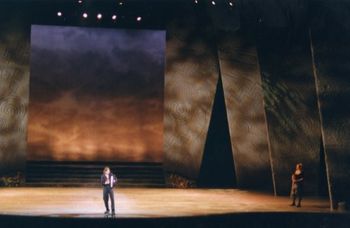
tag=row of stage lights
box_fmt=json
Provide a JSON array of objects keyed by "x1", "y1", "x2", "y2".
[
  {"x1": 56, "y1": 0, "x2": 235, "y2": 22},
  {"x1": 56, "y1": 0, "x2": 142, "y2": 22},
  {"x1": 57, "y1": 11, "x2": 142, "y2": 22},
  {"x1": 69, "y1": 0, "x2": 236, "y2": 6},
  {"x1": 194, "y1": 0, "x2": 235, "y2": 7}
]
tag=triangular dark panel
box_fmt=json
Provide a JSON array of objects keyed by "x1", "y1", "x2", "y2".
[{"x1": 198, "y1": 75, "x2": 236, "y2": 188}]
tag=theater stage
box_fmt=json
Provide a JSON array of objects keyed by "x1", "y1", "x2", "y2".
[{"x1": 0, "y1": 187, "x2": 331, "y2": 218}]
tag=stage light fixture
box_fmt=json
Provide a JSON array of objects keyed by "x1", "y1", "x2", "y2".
[
  {"x1": 57, "y1": 11, "x2": 62, "y2": 17},
  {"x1": 78, "y1": 0, "x2": 83, "y2": 3},
  {"x1": 82, "y1": 12, "x2": 88, "y2": 18},
  {"x1": 112, "y1": 15, "x2": 117, "y2": 20},
  {"x1": 97, "y1": 13, "x2": 102, "y2": 20},
  {"x1": 136, "y1": 16, "x2": 142, "y2": 22},
  {"x1": 211, "y1": 1, "x2": 216, "y2": 5},
  {"x1": 194, "y1": 0, "x2": 198, "y2": 4},
  {"x1": 119, "y1": 1, "x2": 124, "y2": 5},
  {"x1": 229, "y1": 1, "x2": 234, "y2": 6}
]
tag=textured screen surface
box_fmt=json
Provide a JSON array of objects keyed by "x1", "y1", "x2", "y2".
[{"x1": 28, "y1": 25, "x2": 165, "y2": 162}]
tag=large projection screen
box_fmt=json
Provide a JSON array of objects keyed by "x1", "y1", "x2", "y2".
[{"x1": 28, "y1": 25, "x2": 165, "y2": 162}]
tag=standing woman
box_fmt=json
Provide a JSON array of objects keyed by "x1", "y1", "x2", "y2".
[
  {"x1": 290, "y1": 163, "x2": 304, "y2": 207},
  {"x1": 101, "y1": 166, "x2": 117, "y2": 215}
]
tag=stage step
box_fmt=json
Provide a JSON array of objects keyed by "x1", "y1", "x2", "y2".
[{"x1": 26, "y1": 161, "x2": 165, "y2": 188}]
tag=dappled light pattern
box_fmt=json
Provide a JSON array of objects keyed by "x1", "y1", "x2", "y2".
[
  {"x1": 0, "y1": 13, "x2": 30, "y2": 173},
  {"x1": 217, "y1": 30, "x2": 273, "y2": 191},
  {"x1": 258, "y1": 25, "x2": 322, "y2": 195},
  {"x1": 164, "y1": 15, "x2": 220, "y2": 178},
  {"x1": 310, "y1": 0, "x2": 350, "y2": 208}
]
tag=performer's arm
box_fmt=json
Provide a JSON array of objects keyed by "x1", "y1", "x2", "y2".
[{"x1": 291, "y1": 174, "x2": 296, "y2": 183}]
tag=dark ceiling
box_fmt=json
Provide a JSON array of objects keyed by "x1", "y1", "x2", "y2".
[{"x1": 1, "y1": 0, "x2": 349, "y2": 33}]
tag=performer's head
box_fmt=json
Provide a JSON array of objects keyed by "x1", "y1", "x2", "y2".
[
  {"x1": 296, "y1": 163, "x2": 303, "y2": 171},
  {"x1": 103, "y1": 166, "x2": 110, "y2": 175}
]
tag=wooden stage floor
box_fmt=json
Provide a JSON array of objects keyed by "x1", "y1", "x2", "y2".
[{"x1": 0, "y1": 188, "x2": 330, "y2": 218}]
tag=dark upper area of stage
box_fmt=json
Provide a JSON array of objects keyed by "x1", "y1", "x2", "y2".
[{"x1": 3, "y1": 0, "x2": 343, "y2": 31}]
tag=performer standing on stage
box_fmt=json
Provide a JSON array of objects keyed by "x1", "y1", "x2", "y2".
[
  {"x1": 290, "y1": 163, "x2": 304, "y2": 207},
  {"x1": 101, "y1": 166, "x2": 117, "y2": 215}
]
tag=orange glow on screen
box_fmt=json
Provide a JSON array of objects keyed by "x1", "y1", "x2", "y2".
[{"x1": 28, "y1": 92, "x2": 163, "y2": 162}]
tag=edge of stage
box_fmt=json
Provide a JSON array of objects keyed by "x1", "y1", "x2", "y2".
[
  {"x1": 0, "y1": 187, "x2": 349, "y2": 227},
  {"x1": 1, "y1": 211, "x2": 350, "y2": 228}
]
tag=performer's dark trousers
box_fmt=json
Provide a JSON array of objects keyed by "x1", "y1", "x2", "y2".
[
  {"x1": 103, "y1": 186, "x2": 115, "y2": 212},
  {"x1": 292, "y1": 184, "x2": 303, "y2": 205}
]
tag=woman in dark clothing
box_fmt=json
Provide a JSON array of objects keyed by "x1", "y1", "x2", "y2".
[
  {"x1": 290, "y1": 163, "x2": 304, "y2": 207},
  {"x1": 101, "y1": 166, "x2": 117, "y2": 215}
]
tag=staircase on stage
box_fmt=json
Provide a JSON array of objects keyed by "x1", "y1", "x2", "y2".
[{"x1": 26, "y1": 161, "x2": 165, "y2": 187}]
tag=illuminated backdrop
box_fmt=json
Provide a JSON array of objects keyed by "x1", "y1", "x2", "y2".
[{"x1": 28, "y1": 25, "x2": 165, "y2": 162}]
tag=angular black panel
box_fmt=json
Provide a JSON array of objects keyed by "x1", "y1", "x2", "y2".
[{"x1": 198, "y1": 75, "x2": 236, "y2": 188}]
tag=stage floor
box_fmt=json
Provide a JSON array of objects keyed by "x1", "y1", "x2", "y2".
[{"x1": 0, "y1": 188, "x2": 330, "y2": 218}]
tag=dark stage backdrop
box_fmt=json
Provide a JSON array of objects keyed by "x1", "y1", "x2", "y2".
[
  {"x1": 164, "y1": 11, "x2": 220, "y2": 179},
  {"x1": 310, "y1": 0, "x2": 350, "y2": 208},
  {"x1": 217, "y1": 30, "x2": 273, "y2": 191},
  {"x1": 28, "y1": 25, "x2": 165, "y2": 162},
  {"x1": 0, "y1": 7, "x2": 30, "y2": 174}
]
